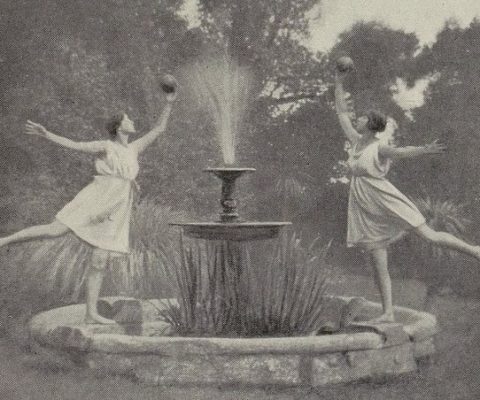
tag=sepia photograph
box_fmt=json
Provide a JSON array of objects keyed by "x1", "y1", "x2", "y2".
[{"x1": 1, "y1": 0, "x2": 480, "y2": 399}]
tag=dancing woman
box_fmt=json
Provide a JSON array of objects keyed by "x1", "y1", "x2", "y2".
[
  {"x1": 334, "y1": 69, "x2": 480, "y2": 322},
  {"x1": 0, "y1": 88, "x2": 177, "y2": 324}
]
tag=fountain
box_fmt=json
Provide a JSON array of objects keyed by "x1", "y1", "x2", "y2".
[
  {"x1": 172, "y1": 58, "x2": 291, "y2": 241},
  {"x1": 28, "y1": 58, "x2": 438, "y2": 387},
  {"x1": 171, "y1": 167, "x2": 291, "y2": 241}
]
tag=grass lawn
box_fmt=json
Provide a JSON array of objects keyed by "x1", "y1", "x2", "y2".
[{"x1": 0, "y1": 277, "x2": 479, "y2": 400}]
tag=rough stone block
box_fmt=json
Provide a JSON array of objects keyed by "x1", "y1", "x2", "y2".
[
  {"x1": 132, "y1": 354, "x2": 302, "y2": 386},
  {"x1": 346, "y1": 322, "x2": 410, "y2": 347},
  {"x1": 413, "y1": 337, "x2": 436, "y2": 359},
  {"x1": 86, "y1": 353, "x2": 136, "y2": 375},
  {"x1": 141, "y1": 321, "x2": 173, "y2": 337},
  {"x1": 97, "y1": 297, "x2": 176, "y2": 323},
  {"x1": 97, "y1": 297, "x2": 136, "y2": 319},
  {"x1": 312, "y1": 343, "x2": 417, "y2": 386}
]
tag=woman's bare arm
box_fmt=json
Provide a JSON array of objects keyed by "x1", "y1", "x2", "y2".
[
  {"x1": 25, "y1": 120, "x2": 106, "y2": 153},
  {"x1": 334, "y1": 71, "x2": 361, "y2": 143},
  {"x1": 131, "y1": 102, "x2": 173, "y2": 154},
  {"x1": 378, "y1": 140, "x2": 446, "y2": 160}
]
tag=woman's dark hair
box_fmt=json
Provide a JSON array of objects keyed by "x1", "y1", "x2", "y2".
[
  {"x1": 366, "y1": 110, "x2": 387, "y2": 133},
  {"x1": 105, "y1": 113, "x2": 124, "y2": 139}
]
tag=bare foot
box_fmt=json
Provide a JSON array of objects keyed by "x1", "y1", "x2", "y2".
[
  {"x1": 84, "y1": 314, "x2": 116, "y2": 325},
  {"x1": 367, "y1": 312, "x2": 395, "y2": 323},
  {"x1": 473, "y1": 246, "x2": 480, "y2": 261}
]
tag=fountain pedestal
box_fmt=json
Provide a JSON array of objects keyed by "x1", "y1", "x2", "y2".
[
  {"x1": 170, "y1": 167, "x2": 291, "y2": 241},
  {"x1": 207, "y1": 167, "x2": 255, "y2": 222}
]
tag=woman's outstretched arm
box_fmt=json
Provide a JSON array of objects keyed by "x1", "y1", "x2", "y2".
[
  {"x1": 25, "y1": 120, "x2": 106, "y2": 153},
  {"x1": 378, "y1": 140, "x2": 446, "y2": 160},
  {"x1": 334, "y1": 71, "x2": 361, "y2": 143},
  {"x1": 132, "y1": 92, "x2": 177, "y2": 154}
]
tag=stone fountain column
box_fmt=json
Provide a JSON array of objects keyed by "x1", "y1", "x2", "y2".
[{"x1": 170, "y1": 167, "x2": 291, "y2": 335}]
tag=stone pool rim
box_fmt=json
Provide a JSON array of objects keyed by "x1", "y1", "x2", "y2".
[{"x1": 28, "y1": 296, "x2": 438, "y2": 387}]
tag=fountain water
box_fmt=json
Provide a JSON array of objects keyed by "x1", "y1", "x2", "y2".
[
  {"x1": 186, "y1": 57, "x2": 252, "y2": 165},
  {"x1": 173, "y1": 58, "x2": 291, "y2": 241}
]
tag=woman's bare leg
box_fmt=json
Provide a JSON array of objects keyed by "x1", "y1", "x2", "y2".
[
  {"x1": 85, "y1": 249, "x2": 116, "y2": 325},
  {"x1": 368, "y1": 247, "x2": 395, "y2": 322},
  {"x1": 0, "y1": 220, "x2": 70, "y2": 247},
  {"x1": 414, "y1": 224, "x2": 480, "y2": 260},
  {"x1": 364, "y1": 251, "x2": 380, "y2": 294}
]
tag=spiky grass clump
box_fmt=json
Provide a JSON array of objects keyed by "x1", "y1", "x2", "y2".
[
  {"x1": 160, "y1": 232, "x2": 332, "y2": 337},
  {"x1": 397, "y1": 196, "x2": 472, "y2": 295},
  {"x1": 412, "y1": 196, "x2": 470, "y2": 261}
]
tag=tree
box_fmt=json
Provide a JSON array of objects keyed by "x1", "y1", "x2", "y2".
[
  {"x1": 330, "y1": 22, "x2": 420, "y2": 123},
  {"x1": 0, "y1": 0, "x2": 206, "y2": 226},
  {"x1": 400, "y1": 20, "x2": 480, "y2": 209}
]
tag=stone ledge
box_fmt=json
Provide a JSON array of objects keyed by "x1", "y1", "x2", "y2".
[
  {"x1": 89, "y1": 332, "x2": 384, "y2": 355},
  {"x1": 28, "y1": 296, "x2": 437, "y2": 387}
]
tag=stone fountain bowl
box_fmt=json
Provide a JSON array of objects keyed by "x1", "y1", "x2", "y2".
[
  {"x1": 170, "y1": 221, "x2": 292, "y2": 241},
  {"x1": 29, "y1": 296, "x2": 437, "y2": 387},
  {"x1": 170, "y1": 166, "x2": 291, "y2": 241}
]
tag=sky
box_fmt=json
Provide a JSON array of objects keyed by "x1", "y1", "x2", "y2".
[
  {"x1": 181, "y1": 0, "x2": 480, "y2": 52},
  {"x1": 308, "y1": 0, "x2": 480, "y2": 52},
  {"x1": 180, "y1": 0, "x2": 480, "y2": 112}
]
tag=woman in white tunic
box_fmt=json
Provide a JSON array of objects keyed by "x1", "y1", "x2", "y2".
[
  {"x1": 334, "y1": 69, "x2": 480, "y2": 322},
  {"x1": 0, "y1": 89, "x2": 177, "y2": 324}
]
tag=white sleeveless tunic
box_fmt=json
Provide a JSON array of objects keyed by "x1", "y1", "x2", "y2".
[
  {"x1": 347, "y1": 140, "x2": 426, "y2": 250},
  {"x1": 56, "y1": 141, "x2": 139, "y2": 253}
]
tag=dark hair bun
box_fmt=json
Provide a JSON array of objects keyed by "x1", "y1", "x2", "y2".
[
  {"x1": 161, "y1": 74, "x2": 177, "y2": 93},
  {"x1": 105, "y1": 113, "x2": 124, "y2": 138},
  {"x1": 367, "y1": 110, "x2": 387, "y2": 133}
]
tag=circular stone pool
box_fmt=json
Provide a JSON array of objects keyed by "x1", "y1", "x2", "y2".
[{"x1": 29, "y1": 296, "x2": 438, "y2": 387}]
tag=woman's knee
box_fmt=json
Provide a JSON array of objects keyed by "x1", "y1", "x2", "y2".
[
  {"x1": 415, "y1": 224, "x2": 439, "y2": 243},
  {"x1": 369, "y1": 247, "x2": 388, "y2": 262},
  {"x1": 46, "y1": 220, "x2": 70, "y2": 237},
  {"x1": 91, "y1": 248, "x2": 110, "y2": 271}
]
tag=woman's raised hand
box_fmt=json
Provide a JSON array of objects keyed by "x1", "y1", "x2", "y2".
[
  {"x1": 424, "y1": 139, "x2": 447, "y2": 154},
  {"x1": 165, "y1": 90, "x2": 177, "y2": 103},
  {"x1": 160, "y1": 74, "x2": 178, "y2": 103},
  {"x1": 25, "y1": 120, "x2": 49, "y2": 137}
]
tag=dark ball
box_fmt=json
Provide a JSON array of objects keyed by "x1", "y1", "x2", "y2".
[
  {"x1": 336, "y1": 56, "x2": 354, "y2": 73},
  {"x1": 160, "y1": 74, "x2": 177, "y2": 93}
]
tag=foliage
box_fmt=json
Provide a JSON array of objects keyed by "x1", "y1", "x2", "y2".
[
  {"x1": 330, "y1": 21, "x2": 420, "y2": 123},
  {"x1": 160, "y1": 232, "x2": 332, "y2": 337},
  {"x1": 393, "y1": 196, "x2": 473, "y2": 293},
  {"x1": 400, "y1": 20, "x2": 480, "y2": 210},
  {"x1": 412, "y1": 196, "x2": 470, "y2": 261}
]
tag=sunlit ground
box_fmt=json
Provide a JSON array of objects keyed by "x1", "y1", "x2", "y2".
[{"x1": 1, "y1": 276, "x2": 479, "y2": 400}]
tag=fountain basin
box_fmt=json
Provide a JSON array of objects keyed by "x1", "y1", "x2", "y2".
[
  {"x1": 170, "y1": 165, "x2": 291, "y2": 240},
  {"x1": 170, "y1": 221, "x2": 292, "y2": 241},
  {"x1": 204, "y1": 166, "x2": 256, "y2": 175},
  {"x1": 29, "y1": 296, "x2": 437, "y2": 387}
]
